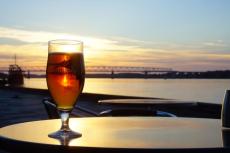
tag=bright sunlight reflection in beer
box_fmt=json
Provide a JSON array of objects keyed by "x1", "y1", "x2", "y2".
[
  {"x1": 64, "y1": 55, "x2": 68, "y2": 61},
  {"x1": 62, "y1": 75, "x2": 69, "y2": 87}
]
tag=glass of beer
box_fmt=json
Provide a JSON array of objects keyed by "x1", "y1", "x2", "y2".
[{"x1": 46, "y1": 40, "x2": 85, "y2": 139}]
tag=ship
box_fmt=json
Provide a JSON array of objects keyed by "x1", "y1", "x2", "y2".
[{"x1": 8, "y1": 64, "x2": 24, "y2": 85}]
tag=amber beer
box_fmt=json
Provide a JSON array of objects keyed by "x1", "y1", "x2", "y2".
[{"x1": 46, "y1": 52, "x2": 85, "y2": 110}]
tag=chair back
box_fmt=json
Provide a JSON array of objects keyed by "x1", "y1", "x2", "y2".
[
  {"x1": 99, "y1": 108, "x2": 176, "y2": 117},
  {"x1": 42, "y1": 97, "x2": 59, "y2": 119}
]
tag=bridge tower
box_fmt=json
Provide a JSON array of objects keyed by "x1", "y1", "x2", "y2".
[
  {"x1": 27, "y1": 70, "x2": 30, "y2": 79},
  {"x1": 144, "y1": 71, "x2": 148, "y2": 79}
]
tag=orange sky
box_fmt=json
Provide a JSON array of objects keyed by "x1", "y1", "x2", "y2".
[{"x1": 0, "y1": 27, "x2": 230, "y2": 71}]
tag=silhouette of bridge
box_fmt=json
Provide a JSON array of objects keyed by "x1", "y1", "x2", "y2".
[{"x1": 0, "y1": 66, "x2": 173, "y2": 73}]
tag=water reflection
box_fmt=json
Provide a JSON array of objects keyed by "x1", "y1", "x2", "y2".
[{"x1": 23, "y1": 78, "x2": 230, "y2": 104}]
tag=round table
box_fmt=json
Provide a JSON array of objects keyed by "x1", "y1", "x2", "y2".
[{"x1": 0, "y1": 117, "x2": 229, "y2": 153}]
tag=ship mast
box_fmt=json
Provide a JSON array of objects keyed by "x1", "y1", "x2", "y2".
[{"x1": 14, "y1": 54, "x2": 17, "y2": 65}]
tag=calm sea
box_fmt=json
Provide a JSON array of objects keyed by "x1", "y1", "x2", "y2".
[{"x1": 23, "y1": 78, "x2": 230, "y2": 104}]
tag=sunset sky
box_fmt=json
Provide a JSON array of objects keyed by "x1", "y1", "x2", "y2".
[{"x1": 0, "y1": 0, "x2": 230, "y2": 71}]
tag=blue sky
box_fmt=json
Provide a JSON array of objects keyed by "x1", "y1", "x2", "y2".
[{"x1": 0, "y1": 0, "x2": 230, "y2": 71}]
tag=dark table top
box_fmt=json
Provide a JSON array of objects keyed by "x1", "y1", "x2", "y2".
[{"x1": 0, "y1": 117, "x2": 229, "y2": 153}]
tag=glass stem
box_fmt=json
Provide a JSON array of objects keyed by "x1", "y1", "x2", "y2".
[{"x1": 59, "y1": 110, "x2": 71, "y2": 131}]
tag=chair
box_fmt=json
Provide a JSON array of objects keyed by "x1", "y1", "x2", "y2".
[
  {"x1": 42, "y1": 97, "x2": 99, "y2": 118},
  {"x1": 42, "y1": 97, "x2": 59, "y2": 119},
  {"x1": 42, "y1": 97, "x2": 177, "y2": 118},
  {"x1": 99, "y1": 108, "x2": 176, "y2": 117}
]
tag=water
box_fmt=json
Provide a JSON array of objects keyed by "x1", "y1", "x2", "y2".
[{"x1": 23, "y1": 78, "x2": 230, "y2": 104}]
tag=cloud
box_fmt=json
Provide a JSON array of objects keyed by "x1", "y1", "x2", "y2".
[
  {"x1": 0, "y1": 44, "x2": 47, "y2": 66},
  {"x1": 0, "y1": 26, "x2": 119, "y2": 66},
  {"x1": 0, "y1": 26, "x2": 115, "y2": 46},
  {"x1": 0, "y1": 38, "x2": 28, "y2": 45},
  {"x1": 202, "y1": 40, "x2": 226, "y2": 47}
]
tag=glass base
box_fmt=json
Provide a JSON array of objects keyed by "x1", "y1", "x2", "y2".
[
  {"x1": 48, "y1": 129, "x2": 82, "y2": 145},
  {"x1": 48, "y1": 129, "x2": 82, "y2": 139}
]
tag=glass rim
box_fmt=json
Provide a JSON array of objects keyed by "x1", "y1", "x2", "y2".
[{"x1": 48, "y1": 39, "x2": 83, "y2": 45}]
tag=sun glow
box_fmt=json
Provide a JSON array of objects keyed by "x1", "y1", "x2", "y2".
[
  {"x1": 57, "y1": 45, "x2": 81, "y2": 53},
  {"x1": 0, "y1": 27, "x2": 230, "y2": 71}
]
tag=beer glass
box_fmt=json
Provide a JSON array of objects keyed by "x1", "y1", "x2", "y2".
[{"x1": 46, "y1": 40, "x2": 85, "y2": 139}]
